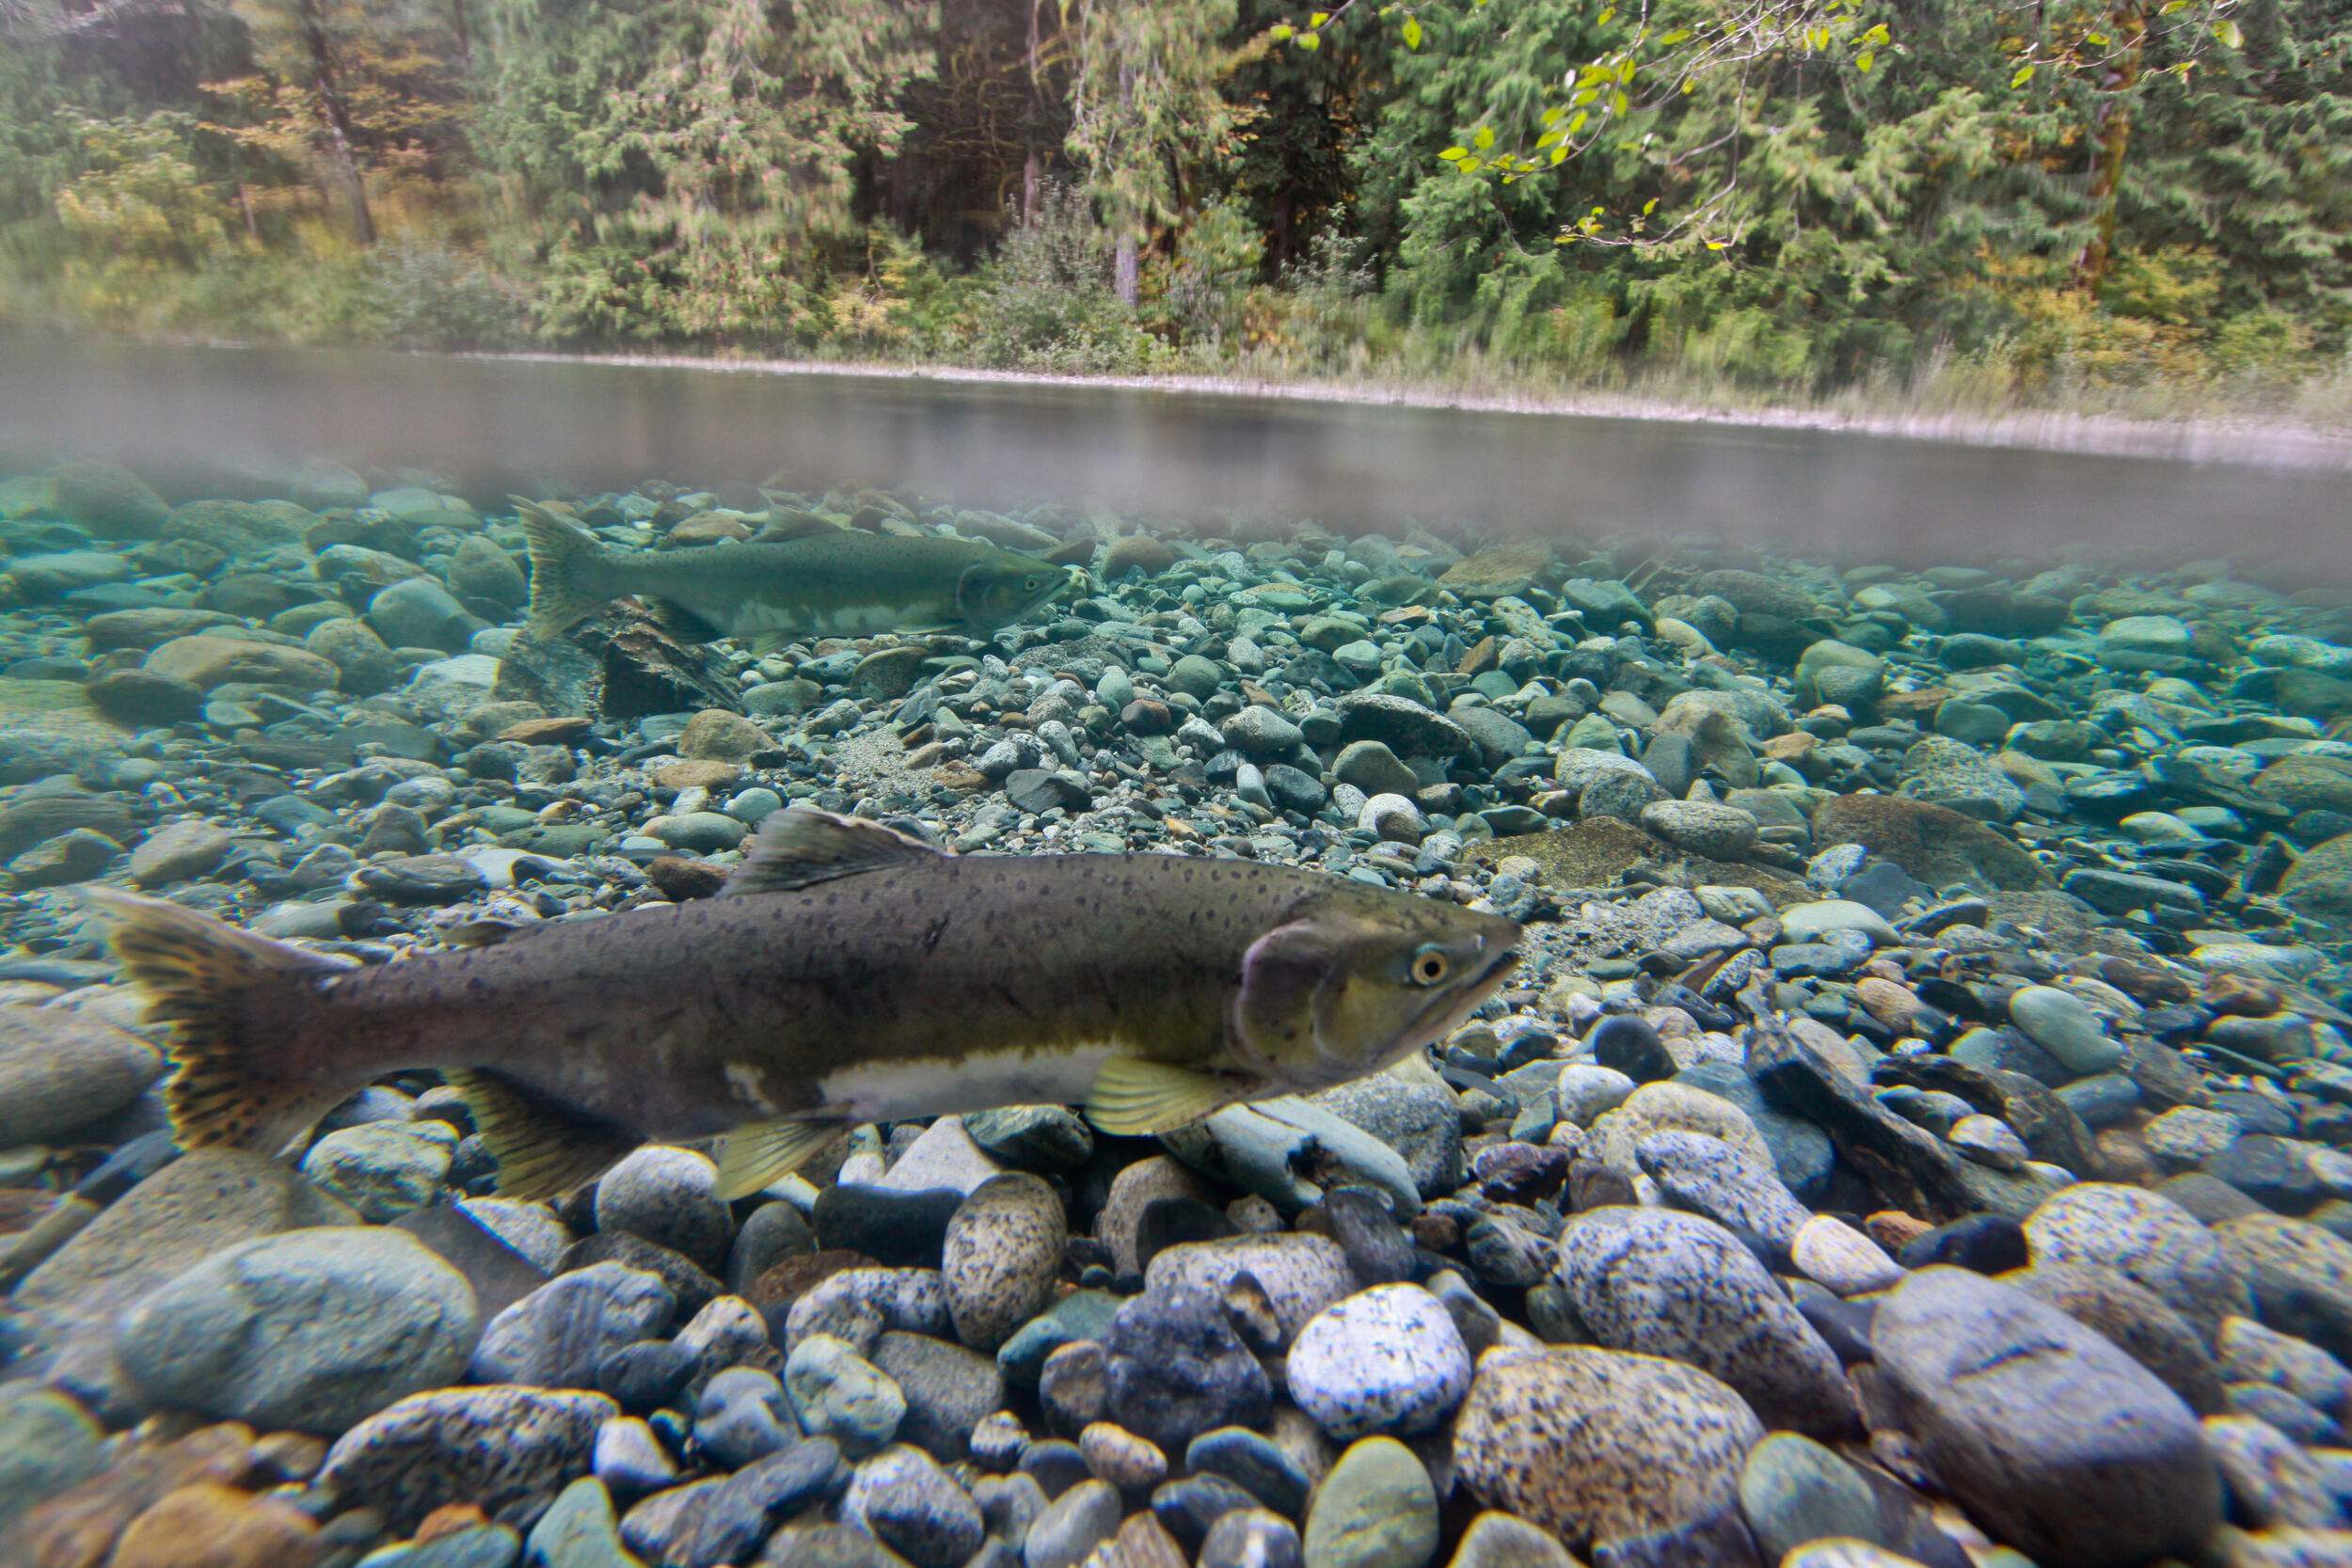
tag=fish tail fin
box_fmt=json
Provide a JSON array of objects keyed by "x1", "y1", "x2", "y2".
[
  {"x1": 514, "y1": 498, "x2": 612, "y2": 636},
  {"x1": 86, "y1": 888, "x2": 358, "y2": 1155}
]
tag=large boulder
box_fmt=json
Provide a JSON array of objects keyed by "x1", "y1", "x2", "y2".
[{"x1": 1870, "y1": 1267, "x2": 2219, "y2": 1568}]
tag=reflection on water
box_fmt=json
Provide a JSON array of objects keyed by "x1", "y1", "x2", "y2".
[
  {"x1": 0, "y1": 336, "x2": 2347, "y2": 1568},
  {"x1": 7, "y1": 332, "x2": 2351, "y2": 579}
]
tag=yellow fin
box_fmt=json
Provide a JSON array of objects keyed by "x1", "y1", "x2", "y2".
[
  {"x1": 445, "y1": 1068, "x2": 636, "y2": 1202},
  {"x1": 714, "y1": 1117, "x2": 846, "y2": 1200},
  {"x1": 85, "y1": 886, "x2": 357, "y2": 1155},
  {"x1": 1083, "y1": 1058, "x2": 1235, "y2": 1137}
]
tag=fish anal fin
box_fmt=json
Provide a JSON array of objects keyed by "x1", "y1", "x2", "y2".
[
  {"x1": 1084, "y1": 1057, "x2": 1237, "y2": 1137},
  {"x1": 714, "y1": 1117, "x2": 847, "y2": 1200},
  {"x1": 722, "y1": 807, "x2": 949, "y2": 896},
  {"x1": 445, "y1": 1068, "x2": 637, "y2": 1202}
]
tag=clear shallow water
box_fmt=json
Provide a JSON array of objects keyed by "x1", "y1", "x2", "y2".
[
  {"x1": 7, "y1": 332, "x2": 2352, "y2": 580},
  {"x1": 0, "y1": 337, "x2": 2350, "y2": 1566}
]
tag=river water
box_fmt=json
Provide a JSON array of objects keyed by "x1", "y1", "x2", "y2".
[
  {"x1": 5, "y1": 333, "x2": 2348, "y2": 580},
  {"x1": 3, "y1": 327, "x2": 2352, "y2": 1568}
]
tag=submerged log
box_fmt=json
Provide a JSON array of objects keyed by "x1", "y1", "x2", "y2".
[{"x1": 493, "y1": 601, "x2": 740, "y2": 721}]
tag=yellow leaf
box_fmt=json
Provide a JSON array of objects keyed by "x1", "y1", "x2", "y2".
[
  {"x1": 2215, "y1": 17, "x2": 2243, "y2": 47},
  {"x1": 1661, "y1": 27, "x2": 1689, "y2": 43},
  {"x1": 1473, "y1": 125, "x2": 1495, "y2": 148},
  {"x1": 1296, "y1": 29, "x2": 1321, "y2": 49},
  {"x1": 1705, "y1": 239, "x2": 1726, "y2": 249},
  {"x1": 1402, "y1": 14, "x2": 1422, "y2": 49},
  {"x1": 1642, "y1": 197, "x2": 1658, "y2": 214},
  {"x1": 1681, "y1": 77, "x2": 1695, "y2": 93},
  {"x1": 1613, "y1": 88, "x2": 1629, "y2": 115},
  {"x1": 1501, "y1": 175, "x2": 1516, "y2": 184},
  {"x1": 1597, "y1": 4, "x2": 1613, "y2": 23},
  {"x1": 1549, "y1": 145, "x2": 1567, "y2": 164},
  {"x1": 1568, "y1": 109, "x2": 1588, "y2": 133},
  {"x1": 1856, "y1": 49, "x2": 1874, "y2": 71},
  {"x1": 1542, "y1": 105, "x2": 1565, "y2": 125},
  {"x1": 2011, "y1": 63, "x2": 2036, "y2": 86},
  {"x1": 1459, "y1": 157, "x2": 1484, "y2": 173},
  {"x1": 1438, "y1": 145, "x2": 1470, "y2": 159},
  {"x1": 1535, "y1": 129, "x2": 1564, "y2": 149},
  {"x1": 1269, "y1": 23, "x2": 1295, "y2": 40},
  {"x1": 1311, "y1": 9, "x2": 1329, "y2": 24}
]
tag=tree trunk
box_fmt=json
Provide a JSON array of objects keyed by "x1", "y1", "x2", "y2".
[
  {"x1": 296, "y1": 0, "x2": 375, "y2": 245},
  {"x1": 2074, "y1": 0, "x2": 2146, "y2": 291},
  {"x1": 1023, "y1": 149, "x2": 1041, "y2": 223},
  {"x1": 1115, "y1": 233, "x2": 1139, "y2": 308}
]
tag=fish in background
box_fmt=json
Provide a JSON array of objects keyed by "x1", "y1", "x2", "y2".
[
  {"x1": 90, "y1": 809, "x2": 1523, "y2": 1200},
  {"x1": 516, "y1": 499, "x2": 1073, "y2": 647}
]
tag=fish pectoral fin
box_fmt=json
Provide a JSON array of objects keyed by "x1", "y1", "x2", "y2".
[
  {"x1": 722, "y1": 806, "x2": 951, "y2": 896},
  {"x1": 743, "y1": 632, "x2": 794, "y2": 657},
  {"x1": 445, "y1": 1068, "x2": 638, "y2": 1202},
  {"x1": 714, "y1": 1117, "x2": 847, "y2": 1201},
  {"x1": 1083, "y1": 1058, "x2": 1238, "y2": 1137}
]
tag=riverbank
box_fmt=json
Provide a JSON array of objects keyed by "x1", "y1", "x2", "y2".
[{"x1": 399, "y1": 343, "x2": 2352, "y2": 472}]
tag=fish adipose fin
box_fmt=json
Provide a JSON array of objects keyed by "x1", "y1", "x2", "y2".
[
  {"x1": 714, "y1": 1117, "x2": 848, "y2": 1200},
  {"x1": 1084, "y1": 1058, "x2": 1235, "y2": 1136},
  {"x1": 445, "y1": 1067, "x2": 638, "y2": 1201},
  {"x1": 723, "y1": 807, "x2": 950, "y2": 896},
  {"x1": 85, "y1": 888, "x2": 358, "y2": 1155},
  {"x1": 513, "y1": 498, "x2": 613, "y2": 636}
]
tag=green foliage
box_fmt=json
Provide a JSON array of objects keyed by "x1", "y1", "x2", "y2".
[
  {"x1": 975, "y1": 182, "x2": 1168, "y2": 371},
  {"x1": 0, "y1": 0, "x2": 2342, "y2": 417}
]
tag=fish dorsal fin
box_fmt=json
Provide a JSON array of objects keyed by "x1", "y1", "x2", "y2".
[
  {"x1": 722, "y1": 808, "x2": 948, "y2": 896},
  {"x1": 1084, "y1": 1058, "x2": 1237, "y2": 1137},
  {"x1": 713, "y1": 1117, "x2": 848, "y2": 1200},
  {"x1": 445, "y1": 1068, "x2": 638, "y2": 1201}
]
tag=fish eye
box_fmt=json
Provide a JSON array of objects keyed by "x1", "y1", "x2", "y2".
[{"x1": 1409, "y1": 945, "x2": 1451, "y2": 987}]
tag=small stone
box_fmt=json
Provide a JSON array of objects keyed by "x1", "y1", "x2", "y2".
[
  {"x1": 0, "y1": 1005, "x2": 162, "y2": 1147},
  {"x1": 1103, "y1": 1286, "x2": 1273, "y2": 1454},
  {"x1": 1143, "y1": 1233, "x2": 1356, "y2": 1346},
  {"x1": 1789, "y1": 1214, "x2": 1905, "y2": 1295},
  {"x1": 867, "y1": 1331, "x2": 1005, "y2": 1464},
  {"x1": 1078, "y1": 1421, "x2": 1167, "y2": 1496},
  {"x1": 522, "y1": 1477, "x2": 638, "y2": 1568},
  {"x1": 1301, "y1": 1437, "x2": 1438, "y2": 1568},
  {"x1": 839, "y1": 1444, "x2": 985, "y2": 1568},
  {"x1": 785, "y1": 1334, "x2": 904, "y2": 1456},
  {"x1": 1443, "y1": 1512, "x2": 1576, "y2": 1568},
  {"x1": 300, "y1": 1121, "x2": 454, "y2": 1221},
  {"x1": 596, "y1": 1147, "x2": 733, "y2": 1274},
  {"x1": 127, "y1": 818, "x2": 233, "y2": 887},
  {"x1": 1026, "y1": 1477, "x2": 1121, "y2": 1568},
  {"x1": 1186, "y1": 1427, "x2": 1312, "y2": 1519},
  {"x1": 1200, "y1": 1508, "x2": 1303, "y2": 1568},
  {"x1": 1285, "y1": 1284, "x2": 1472, "y2": 1441},
  {"x1": 2024, "y1": 1183, "x2": 2250, "y2": 1342},
  {"x1": 695, "y1": 1367, "x2": 798, "y2": 1469},
  {"x1": 320, "y1": 1386, "x2": 617, "y2": 1532},
  {"x1": 1453, "y1": 1347, "x2": 1762, "y2": 1563},
  {"x1": 470, "y1": 1262, "x2": 675, "y2": 1387},
  {"x1": 1551, "y1": 1206, "x2": 1858, "y2": 1437},
  {"x1": 943, "y1": 1174, "x2": 1066, "y2": 1352},
  {"x1": 2009, "y1": 987, "x2": 2124, "y2": 1077},
  {"x1": 104, "y1": 1482, "x2": 322, "y2": 1568},
  {"x1": 117, "y1": 1226, "x2": 478, "y2": 1435},
  {"x1": 1739, "y1": 1433, "x2": 1887, "y2": 1566}
]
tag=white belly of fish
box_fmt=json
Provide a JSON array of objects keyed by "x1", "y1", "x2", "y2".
[
  {"x1": 722, "y1": 599, "x2": 944, "y2": 640},
  {"x1": 817, "y1": 1043, "x2": 1119, "y2": 1122}
]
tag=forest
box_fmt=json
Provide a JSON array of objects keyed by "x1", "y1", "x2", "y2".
[{"x1": 0, "y1": 0, "x2": 2346, "y2": 417}]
